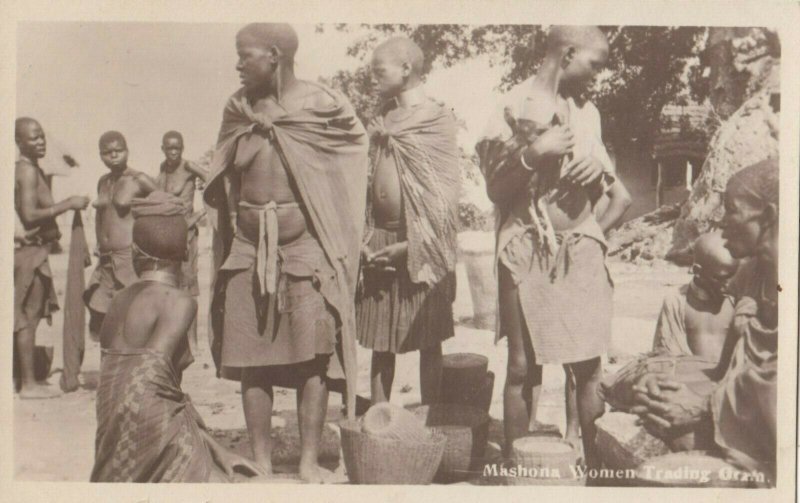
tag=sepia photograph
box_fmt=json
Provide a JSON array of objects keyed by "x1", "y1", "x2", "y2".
[{"x1": 2, "y1": 0, "x2": 798, "y2": 500}]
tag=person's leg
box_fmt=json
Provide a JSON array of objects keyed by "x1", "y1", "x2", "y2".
[
  {"x1": 569, "y1": 357, "x2": 604, "y2": 470},
  {"x1": 241, "y1": 367, "x2": 274, "y2": 474},
  {"x1": 500, "y1": 265, "x2": 539, "y2": 457},
  {"x1": 419, "y1": 342, "x2": 442, "y2": 405},
  {"x1": 563, "y1": 365, "x2": 580, "y2": 447},
  {"x1": 370, "y1": 351, "x2": 396, "y2": 403},
  {"x1": 296, "y1": 366, "x2": 330, "y2": 483},
  {"x1": 17, "y1": 274, "x2": 59, "y2": 398}
]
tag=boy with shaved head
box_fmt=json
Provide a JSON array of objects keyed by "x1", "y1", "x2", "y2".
[
  {"x1": 156, "y1": 130, "x2": 209, "y2": 351},
  {"x1": 652, "y1": 231, "x2": 739, "y2": 361},
  {"x1": 476, "y1": 26, "x2": 631, "y2": 469},
  {"x1": 357, "y1": 36, "x2": 460, "y2": 405},
  {"x1": 204, "y1": 23, "x2": 367, "y2": 482},
  {"x1": 84, "y1": 131, "x2": 158, "y2": 340},
  {"x1": 14, "y1": 117, "x2": 90, "y2": 398}
]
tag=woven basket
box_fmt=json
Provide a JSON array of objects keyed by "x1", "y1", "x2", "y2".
[
  {"x1": 361, "y1": 402, "x2": 431, "y2": 443},
  {"x1": 411, "y1": 404, "x2": 491, "y2": 482},
  {"x1": 339, "y1": 420, "x2": 446, "y2": 485},
  {"x1": 509, "y1": 436, "x2": 580, "y2": 486}
]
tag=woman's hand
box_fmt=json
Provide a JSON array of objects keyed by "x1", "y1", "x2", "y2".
[
  {"x1": 367, "y1": 241, "x2": 408, "y2": 270},
  {"x1": 630, "y1": 376, "x2": 711, "y2": 438}
]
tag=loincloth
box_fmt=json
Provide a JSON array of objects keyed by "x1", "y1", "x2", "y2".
[
  {"x1": 356, "y1": 222, "x2": 455, "y2": 354},
  {"x1": 213, "y1": 212, "x2": 343, "y2": 384},
  {"x1": 83, "y1": 247, "x2": 137, "y2": 314},
  {"x1": 91, "y1": 348, "x2": 225, "y2": 482},
  {"x1": 498, "y1": 217, "x2": 613, "y2": 365},
  {"x1": 14, "y1": 243, "x2": 59, "y2": 340}
]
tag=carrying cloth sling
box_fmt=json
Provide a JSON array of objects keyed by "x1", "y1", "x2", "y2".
[
  {"x1": 60, "y1": 210, "x2": 92, "y2": 392},
  {"x1": 364, "y1": 99, "x2": 460, "y2": 286}
]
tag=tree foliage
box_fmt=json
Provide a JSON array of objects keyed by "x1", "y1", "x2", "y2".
[{"x1": 319, "y1": 24, "x2": 709, "y2": 150}]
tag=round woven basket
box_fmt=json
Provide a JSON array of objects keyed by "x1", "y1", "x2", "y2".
[
  {"x1": 411, "y1": 403, "x2": 491, "y2": 482},
  {"x1": 509, "y1": 436, "x2": 580, "y2": 486},
  {"x1": 339, "y1": 420, "x2": 446, "y2": 485},
  {"x1": 634, "y1": 451, "x2": 756, "y2": 488}
]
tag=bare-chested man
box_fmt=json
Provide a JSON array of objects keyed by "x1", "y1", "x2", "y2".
[
  {"x1": 357, "y1": 37, "x2": 460, "y2": 405},
  {"x1": 204, "y1": 23, "x2": 368, "y2": 482},
  {"x1": 156, "y1": 130, "x2": 208, "y2": 350},
  {"x1": 14, "y1": 117, "x2": 90, "y2": 398},
  {"x1": 476, "y1": 26, "x2": 632, "y2": 469},
  {"x1": 84, "y1": 131, "x2": 158, "y2": 339}
]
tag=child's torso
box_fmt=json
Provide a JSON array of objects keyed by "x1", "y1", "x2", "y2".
[{"x1": 95, "y1": 171, "x2": 139, "y2": 252}]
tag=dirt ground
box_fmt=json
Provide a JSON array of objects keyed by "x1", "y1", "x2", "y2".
[{"x1": 13, "y1": 228, "x2": 690, "y2": 482}]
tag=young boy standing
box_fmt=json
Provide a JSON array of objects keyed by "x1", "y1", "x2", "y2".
[
  {"x1": 84, "y1": 131, "x2": 158, "y2": 339},
  {"x1": 476, "y1": 26, "x2": 631, "y2": 468},
  {"x1": 156, "y1": 131, "x2": 209, "y2": 351}
]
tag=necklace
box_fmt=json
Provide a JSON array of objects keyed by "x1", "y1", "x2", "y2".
[{"x1": 139, "y1": 270, "x2": 179, "y2": 287}]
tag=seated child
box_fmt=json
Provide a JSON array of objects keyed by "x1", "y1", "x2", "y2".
[
  {"x1": 652, "y1": 230, "x2": 740, "y2": 364},
  {"x1": 91, "y1": 191, "x2": 262, "y2": 483}
]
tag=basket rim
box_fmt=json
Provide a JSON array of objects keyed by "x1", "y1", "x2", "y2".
[
  {"x1": 339, "y1": 420, "x2": 448, "y2": 447},
  {"x1": 409, "y1": 403, "x2": 491, "y2": 427}
]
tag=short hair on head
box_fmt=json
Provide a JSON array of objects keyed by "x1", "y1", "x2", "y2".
[
  {"x1": 15, "y1": 117, "x2": 41, "y2": 141},
  {"x1": 237, "y1": 23, "x2": 299, "y2": 60},
  {"x1": 374, "y1": 36, "x2": 425, "y2": 76},
  {"x1": 546, "y1": 25, "x2": 609, "y2": 55},
  {"x1": 162, "y1": 130, "x2": 183, "y2": 145},
  {"x1": 99, "y1": 130, "x2": 127, "y2": 150},
  {"x1": 133, "y1": 215, "x2": 188, "y2": 262}
]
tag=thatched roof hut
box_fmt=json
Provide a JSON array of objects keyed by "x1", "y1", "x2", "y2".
[{"x1": 652, "y1": 103, "x2": 717, "y2": 162}]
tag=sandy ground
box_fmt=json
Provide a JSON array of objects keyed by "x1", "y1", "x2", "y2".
[{"x1": 13, "y1": 228, "x2": 690, "y2": 482}]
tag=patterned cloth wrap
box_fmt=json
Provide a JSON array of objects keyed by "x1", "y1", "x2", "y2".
[{"x1": 91, "y1": 348, "x2": 226, "y2": 482}]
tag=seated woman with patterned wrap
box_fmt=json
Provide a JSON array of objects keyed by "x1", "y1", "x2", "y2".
[{"x1": 91, "y1": 191, "x2": 262, "y2": 483}]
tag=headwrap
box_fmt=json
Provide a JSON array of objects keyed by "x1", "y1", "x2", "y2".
[
  {"x1": 131, "y1": 191, "x2": 187, "y2": 262},
  {"x1": 726, "y1": 158, "x2": 779, "y2": 209}
]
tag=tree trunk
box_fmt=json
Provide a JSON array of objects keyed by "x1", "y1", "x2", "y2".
[{"x1": 608, "y1": 28, "x2": 780, "y2": 264}]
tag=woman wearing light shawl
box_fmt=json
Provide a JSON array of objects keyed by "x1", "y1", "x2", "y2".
[
  {"x1": 356, "y1": 37, "x2": 460, "y2": 405},
  {"x1": 203, "y1": 23, "x2": 368, "y2": 483}
]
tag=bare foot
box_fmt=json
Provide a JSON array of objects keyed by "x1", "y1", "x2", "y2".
[
  {"x1": 564, "y1": 434, "x2": 581, "y2": 451},
  {"x1": 299, "y1": 462, "x2": 333, "y2": 484},
  {"x1": 19, "y1": 383, "x2": 61, "y2": 399},
  {"x1": 252, "y1": 458, "x2": 273, "y2": 477}
]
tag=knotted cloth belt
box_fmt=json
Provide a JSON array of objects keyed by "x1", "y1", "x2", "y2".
[{"x1": 238, "y1": 200, "x2": 301, "y2": 297}]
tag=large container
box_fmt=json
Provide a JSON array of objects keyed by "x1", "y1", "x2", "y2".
[
  {"x1": 459, "y1": 231, "x2": 497, "y2": 330},
  {"x1": 411, "y1": 404, "x2": 491, "y2": 482},
  {"x1": 339, "y1": 420, "x2": 446, "y2": 485},
  {"x1": 509, "y1": 437, "x2": 581, "y2": 486},
  {"x1": 440, "y1": 353, "x2": 491, "y2": 411}
]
